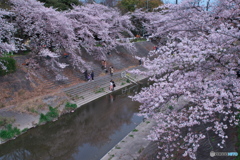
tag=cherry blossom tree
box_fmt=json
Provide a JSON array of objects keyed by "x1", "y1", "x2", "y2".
[
  {"x1": 9, "y1": 0, "x2": 135, "y2": 77},
  {"x1": 0, "y1": 9, "x2": 19, "y2": 71},
  {"x1": 10, "y1": 0, "x2": 78, "y2": 54},
  {"x1": 0, "y1": 9, "x2": 16, "y2": 54},
  {"x1": 131, "y1": 0, "x2": 240, "y2": 159},
  {"x1": 9, "y1": 0, "x2": 82, "y2": 77},
  {"x1": 64, "y1": 3, "x2": 135, "y2": 60}
]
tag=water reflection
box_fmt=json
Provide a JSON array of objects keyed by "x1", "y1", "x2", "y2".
[{"x1": 0, "y1": 82, "x2": 149, "y2": 160}]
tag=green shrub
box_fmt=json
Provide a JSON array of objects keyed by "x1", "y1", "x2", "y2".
[
  {"x1": 65, "y1": 102, "x2": 77, "y2": 110},
  {"x1": 39, "y1": 113, "x2": 50, "y2": 123},
  {"x1": 46, "y1": 106, "x2": 59, "y2": 118},
  {"x1": 39, "y1": 106, "x2": 59, "y2": 124},
  {"x1": 0, "y1": 124, "x2": 21, "y2": 140},
  {"x1": 0, "y1": 57, "x2": 16, "y2": 76}
]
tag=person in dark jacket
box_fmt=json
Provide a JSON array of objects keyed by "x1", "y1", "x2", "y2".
[
  {"x1": 90, "y1": 70, "x2": 94, "y2": 81},
  {"x1": 84, "y1": 70, "x2": 88, "y2": 81}
]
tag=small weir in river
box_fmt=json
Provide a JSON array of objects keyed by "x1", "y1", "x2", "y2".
[{"x1": 0, "y1": 80, "x2": 150, "y2": 160}]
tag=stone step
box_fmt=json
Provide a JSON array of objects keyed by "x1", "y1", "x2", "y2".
[{"x1": 64, "y1": 74, "x2": 122, "y2": 95}]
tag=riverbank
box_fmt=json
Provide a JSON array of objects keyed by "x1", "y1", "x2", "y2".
[
  {"x1": 101, "y1": 118, "x2": 157, "y2": 160},
  {"x1": 0, "y1": 66, "x2": 148, "y2": 144}
]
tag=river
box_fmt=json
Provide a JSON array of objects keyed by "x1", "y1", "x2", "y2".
[{"x1": 0, "y1": 81, "x2": 150, "y2": 160}]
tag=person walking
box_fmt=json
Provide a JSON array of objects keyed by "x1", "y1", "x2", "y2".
[
  {"x1": 104, "y1": 61, "x2": 107, "y2": 69},
  {"x1": 139, "y1": 59, "x2": 142, "y2": 65},
  {"x1": 87, "y1": 73, "x2": 91, "y2": 81},
  {"x1": 84, "y1": 70, "x2": 88, "y2": 81},
  {"x1": 101, "y1": 60, "x2": 105, "y2": 70},
  {"x1": 110, "y1": 66, "x2": 114, "y2": 77},
  {"x1": 90, "y1": 70, "x2": 94, "y2": 81},
  {"x1": 109, "y1": 80, "x2": 113, "y2": 91},
  {"x1": 112, "y1": 80, "x2": 116, "y2": 91},
  {"x1": 110, "y1": 79, "x2": 116, "y2": 91}
]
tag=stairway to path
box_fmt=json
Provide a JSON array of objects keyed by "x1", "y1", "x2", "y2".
[{"x1": 63, "y1": 65, "x2": 147, "y2": 107}]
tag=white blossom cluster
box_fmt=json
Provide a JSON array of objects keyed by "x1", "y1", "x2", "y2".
[{"x1": 131, "y1": 0, "x2": 240, "y2": 159}]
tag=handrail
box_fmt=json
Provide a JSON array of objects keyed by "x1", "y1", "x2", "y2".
[{"x1": 125, "y1": 74, "x2": 138, "y2": 84}]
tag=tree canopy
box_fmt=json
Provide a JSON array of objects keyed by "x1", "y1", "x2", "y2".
[
  {"x1": 0, "y1": 0, "x2": 134, "y2": 78},
  {"x1": 37, "y1": 0, "x2": 81, "y2": 10},
  {"x1": 131, "y1": 0, "x2": 240, "y2": 159}
]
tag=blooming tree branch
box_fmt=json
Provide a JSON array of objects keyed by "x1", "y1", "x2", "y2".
[{"x1": 131, "y1": 0, "x2": 240, "y2": 159}]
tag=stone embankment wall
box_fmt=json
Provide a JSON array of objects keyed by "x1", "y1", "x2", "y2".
[{"x1": 0, "y1": 41, "x2": 154, "y2": 108}]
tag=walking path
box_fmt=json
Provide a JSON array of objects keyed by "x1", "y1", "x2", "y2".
[
  {"x1": 101, "y1": 119, "x2": 156, "y2": 160},
  {"x1": 0, "y1": 65, "x2": 150, "y2": 140},
  {"x1": 62, "y1": 65, "x2": 146, "y2": 108}
]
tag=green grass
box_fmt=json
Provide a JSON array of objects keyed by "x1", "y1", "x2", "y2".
[
  {"x1": 0, "y1": 57, "x2": 16, "y2": 76},
  {"x1": 132, "y1": 129, "x2": 138, "y2": 132},
  {"x1": 39, "y1": 106, "x2": 59, "y2": 124},
  {"x1": 126, "y1": 79, "x2": 130, "y2": 83},
  {"x1": 115, "y1": 146, "x2": 121, "y2": 149},
  {"x1": 2, "y1": 52, "x2": 14, "y2": 57},
  {"x1": 95, "y1": 44, "x2": 103, "y2": 47},
  {"x1": 21, "y1": 128, "x2": 28, "y2": 133},
  {"x1": 0, "y1": 124, "x2": 21, "y2": 140},
  {"x1": 129, "y1": 135, "x2": 134, "y2": 138},
  {"x1": 108, "y1": 154, "x2": 114, "y2": 160},
  {"x1": 121, "y1": 82, "x2": 126, "y2": 85},
  {"x1": 95, "y1": 87, "x2": 105, "y2": 93},
  {"x1": 65, "y1": 102, "x2": 77, "y2": 110}
]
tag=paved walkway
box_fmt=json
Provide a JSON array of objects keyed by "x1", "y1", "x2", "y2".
[
  {"x1": 63, "y1": 65, "x2": 147, "y2": 107},
  {"x1": 0, "y1": 65, "x2": 148, "y2": 138},
  {"x1": 101, "y1": 119, "x2": 156, "y2": 160}
]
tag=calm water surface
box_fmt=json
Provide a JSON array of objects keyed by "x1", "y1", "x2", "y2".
[{"x1": 0, "y1": 82, "x2": 149, "y2": 160}]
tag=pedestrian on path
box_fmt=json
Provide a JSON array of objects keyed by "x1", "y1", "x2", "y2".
[
  {"x1": 112, "y1": 80, "x2": 116, "y2": 90},
  {"x1": 87, "y1": 73, "x2": 91, "y2": 81},
  {"x1": 139, "y1": 59, "x2": 142, "y2": 65},
  {"x1": 110, "y1": 79, "x2": 116, "y2": 91},
  {"x1": 90, "y1": 70, "x2": 94, "y2": 81},
  {"x1": 109, "y1": 80, "x2": 113, "y2": 91},
  {"x1": 104, "y1": 61, "x2": 107, "y2": 69},
  {"x1": 109, "y1": 66, "x2": 114, "y2": 77},
  {"x1": 84, "y1": 70, "x2": 88, "y2": 81},
  {"x1": 101, "y1": 60, "x2": 105, "y2": 70}
]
